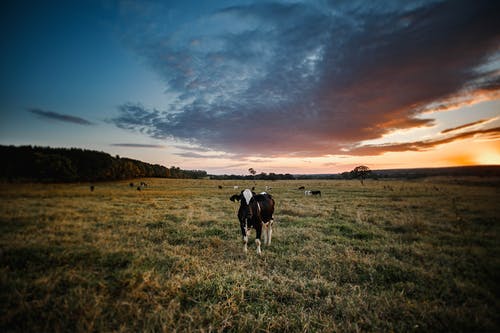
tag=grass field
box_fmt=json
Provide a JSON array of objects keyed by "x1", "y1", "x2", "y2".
[{"x1": 1, "y1": 178, "x2": 499, "y2": 332}]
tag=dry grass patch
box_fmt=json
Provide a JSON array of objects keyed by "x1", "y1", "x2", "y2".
[{"x1": 1, "y1": 178, "x2": 499, "y2": 332}]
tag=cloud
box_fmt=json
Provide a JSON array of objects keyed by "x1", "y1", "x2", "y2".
[
  {"x1": 110, "y1": 143, "x2": 165, "y2": 148},
  {"x1": 174, "y1": 151, "x2": 232, "y2": 159},
  {"x1": 440, "y1": 119, "x2": 490, "y2": 134},
  {"x1": 173, "y1": 145, "x2": 211, "y2": 153},
  {"x1": 420, "y1": 89, "x2": 500, "y2": 114},
  {"x1": 112, "y1": 0, "x2": 500, "y2": 157},
  {"x1": 349, "y1": 127, "x2": 500, "y2": 156},
  {"x1": 28, "y1": 108, "x2": 94, "y2": 125}
]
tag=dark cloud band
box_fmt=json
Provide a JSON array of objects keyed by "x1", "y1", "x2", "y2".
[
  {"x1": 110, "y1": 143, "x2": 165, "y2": 148},
  {"x1": 441, "y1": 119, "x2": 490, "y2": 134},
  {"x1": 28, "y1": 108, "x2": 94, "y2": 125}
]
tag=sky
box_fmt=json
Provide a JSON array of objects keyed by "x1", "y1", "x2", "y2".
[{"x1": 1, "y1": 0, "x2": 499, "y2": 175}]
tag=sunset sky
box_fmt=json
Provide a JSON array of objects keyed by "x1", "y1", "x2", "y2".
[{"x1": 1, "y1": 0, "x2": 499, "y2": 175}]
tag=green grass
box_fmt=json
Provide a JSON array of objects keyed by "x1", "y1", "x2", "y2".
[{"x1": 0, "y1": 178, "x2": 499, "y2": 332}]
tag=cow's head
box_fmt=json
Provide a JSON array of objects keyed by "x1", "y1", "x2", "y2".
[
  {"x1": 230, "y1": 189, "x2": 254, "y2": 203},
  {"x1": 230, "y1": 189, "x2": 255, "y2": 222}
]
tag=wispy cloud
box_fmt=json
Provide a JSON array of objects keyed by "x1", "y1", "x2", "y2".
[
  {"x1": 110, "y1": 143, "x2": 165, "y2": 148},
  {"x1": 350, "y1": 127, "x2": 500, "y2": 156},
  {"x1": 28, "y1": 108, "x2": 94, "y2": 125},
  {"x1": 440, "y1": 119, "x2": 490, "y2": 134},
  {"x1": 111, "y1": 0, "x2": 500, "y2": 157},
  {"x1": 173, "y1": 145, "x2": 211, "y2": 153},
  {"x1": 174, "y1": 151, "x2": 230, "y2": 159}
]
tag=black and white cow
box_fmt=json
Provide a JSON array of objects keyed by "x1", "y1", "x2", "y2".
[
  {"x1": 305, "y1": 190, "x2": 321, "y2": 197},
  {"x1": 230, "y1": 189, "x2": 275, "y2": 254}
]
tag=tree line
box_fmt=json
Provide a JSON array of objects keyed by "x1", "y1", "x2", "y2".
[
  {"x1": 0, "y1": 145, "x2": 207, "y2": 182},
  {"x1": 210, "y1": 172, "x2": 296, "y2": 181},
  {"x1": 210, "y1": 167, "x2": 373, "y2": 182}
]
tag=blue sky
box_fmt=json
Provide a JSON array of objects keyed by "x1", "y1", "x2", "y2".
[{"x1": 1, "y1": 0, "x2": 499, "y2": 174}]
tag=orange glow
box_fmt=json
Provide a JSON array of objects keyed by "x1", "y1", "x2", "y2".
[
  {"x1": 173, "y1": 127, "x2": 500, "y2": 175},
  {"x1": 445, "y1": 154, "x2": 476, "y2": 166},
  {"x1": 473, "y1": 142, "x2": 500, "y2": 165}
]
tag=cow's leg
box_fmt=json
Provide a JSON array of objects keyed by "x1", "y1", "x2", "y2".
[
  {"x1": 241, "y1": 220, "x2": 248, "y2": 254},
  {"x1": 255, "y1": 223, "x2": 262, "y2": 255},
  {"x1": 243, "y1": 232, "x2": 248, "y2": 253},
  {"x1": 262, "y1": 222, "x2": 268, "y2": 245},
  {"x1": 267, "y1": 219, "x2": 273, "y2": 245}
]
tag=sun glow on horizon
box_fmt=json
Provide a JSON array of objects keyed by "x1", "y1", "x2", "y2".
[
  {"x1": 176, "y1": 140, "x2": 500, "y2": 175},
  {"x1": 473, "y1": 145, "x2": 500, "y2": 165}
]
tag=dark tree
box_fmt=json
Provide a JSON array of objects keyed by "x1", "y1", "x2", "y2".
[
  {"x1": 0, "y1": 145, "x2": 200, "y2": 182},
  {"x1": 249, "y1": 168, "x2": 257, "y2": 182},
  {"x1": 351, "y1": 165, "x2": 371, "y2": 185}
]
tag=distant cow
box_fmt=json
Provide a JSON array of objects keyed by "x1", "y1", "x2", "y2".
[
  {"x1": 305, "y1": 190, "x2": 321, "y2": 197},
  {"x1": 218, "y1": 185, "x2": 223, "y2": 189},
  {"x1": 90, "y1": 185, "x2": 94, "y2": 192},
  {"x1": 230, "y1": 189, "x2": 275, "y2": 255},
  {"x1": 140, "y1": 182, "x2": 148, "y2": 187},
  {"x1": 298, "y1": 186, "x2": 305, "y2": 190},
  {"x1": 129, "y1": 182, "x2": 134, "y2": 187}
]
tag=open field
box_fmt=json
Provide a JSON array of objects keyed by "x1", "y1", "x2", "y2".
[{"x1": 1, "y1": 178, "x2": 499, "y2": 332}]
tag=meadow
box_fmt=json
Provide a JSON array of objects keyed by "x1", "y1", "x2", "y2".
[{"x1": 0, "y1": 177, "x2": 499, "y2": 332}]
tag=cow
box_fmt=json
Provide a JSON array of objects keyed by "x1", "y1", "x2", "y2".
[
  {"x1": 230, "y1": 189, "x2": 275, "y2": 255},
  {"x1": 305, "y1": 190, "x2": 321, "y2": 196},
  {"x1": 298, "y1": 186, "x2": 305, "y2": 190}
]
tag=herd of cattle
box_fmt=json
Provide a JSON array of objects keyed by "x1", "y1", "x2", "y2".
[{"x1": 90, "y1": 181, "x2": 322, "y2": 255}]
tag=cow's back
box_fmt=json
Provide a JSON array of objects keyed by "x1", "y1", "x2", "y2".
[{"x1": 254, "y1": 194, "x2": 274, "y2": 221}]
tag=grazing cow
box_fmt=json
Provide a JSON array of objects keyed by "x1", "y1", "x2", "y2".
[
  {"x1": 233, "y1": 185, "x2": 239, "y2": 190},
  {"x1": 218, "y1": 185, "x2": 223, "y2": 189},
  {"x1": 140, "y1": 181, "x2": 148, "y2": 187},
  {"x1": 129, "y1": 182, "x2": 134, "y2": 187},
  {"x1": 304, "y1": 190, "x2": 312, "y2": 196},
  {"x1": 90, "y1": 185, "x2": 94, "y2": 192},
  {"x1": 137, "y1": 186, "x2": 141, "y2": 191},
  {"x1": 311, "y1": 190, "x2": 321, "y2": 197},
  {"x1": 230, "y1": 189, "x2": 275, "y2": 255},
  {"x1": 298, "y1": 186, "x2": 305, "y2": 190}
]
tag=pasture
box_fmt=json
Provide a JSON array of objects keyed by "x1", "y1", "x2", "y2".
[{"x1": 1, "y1": 178, "x2": 499, "y2": 332}]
